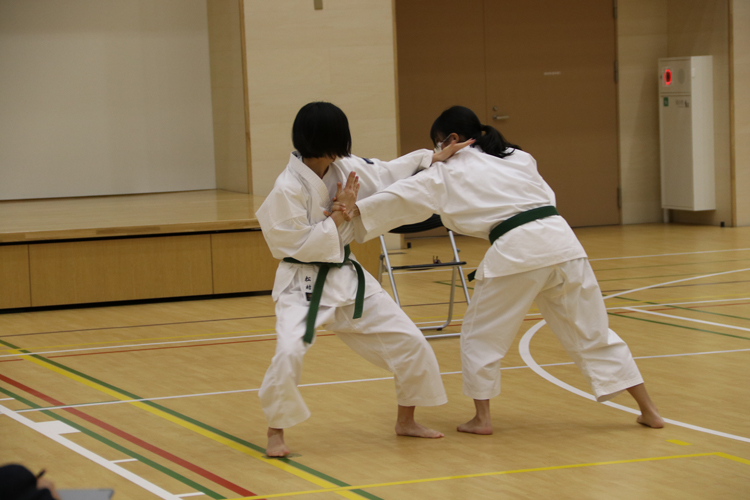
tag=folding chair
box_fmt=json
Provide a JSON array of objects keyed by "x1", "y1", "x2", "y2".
[{"x1": 378, "y1": 214, "x2": 471, "y2": 332}]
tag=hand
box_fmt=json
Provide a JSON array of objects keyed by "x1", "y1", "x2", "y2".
[
  {"x1": 37, "y1": 477, "x2": 61, "y2": 500},
  {"x1": 323, "y1": 201, "x2": 352, "y2": 221},
  {"x1": 336, "y1": 171, "x2": 359, "y2": 208},
  {"x1": 431, "y1": 138, "x2": 474, "y2": 164},
  {"x1": 325, "y1": 171, "x2": 359, "y2": 227}
]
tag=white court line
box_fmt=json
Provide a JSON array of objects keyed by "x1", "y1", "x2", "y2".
[
  {"x1": 111, "y1": 458, "x2": 138, "y2": 464},
  {"x1": 0, "y1": 404, "x2": 181, "y2": 499},
  {"x1": 519, "y1": 266, "x2": 750, "y2": 444},
  {"x1": 622, "y1": 307, "x2": 750, "y2": 333},
  {"x1": 176, "y1": 493, "x2": 206, "y2": 498},
  {"x1": 601, "y1": 267, "x2": 750, "y2": 301},
  {"x1": 15, "y1": 348, "x2": 749, "y2": 414},
  {"x1": 0, "y1": 397, "x2": 13, "y2": 401},
  {"x1": 5, "y1": 296, "x2": 750, "y2": 360}
]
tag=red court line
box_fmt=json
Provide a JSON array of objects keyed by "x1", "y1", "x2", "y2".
[{"x1": 0, "y1": 373, "x2": 256, "y2": 497}]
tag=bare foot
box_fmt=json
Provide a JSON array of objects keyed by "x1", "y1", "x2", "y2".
[
  {"x1": 266, "y1": 428, "x2": 290, "y2": 457},
  {"x1": 395, "y1": 421, "x2": 444, "y2": 438},
  {"x1": 637, "y1": 412, "x2": 665, "y2": 429},
  {"x1": 457, "y1": 415, "x2": 493, "y2": 435}
]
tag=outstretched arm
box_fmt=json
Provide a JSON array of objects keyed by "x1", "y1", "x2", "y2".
[{"x1": 351, "y1": 167, "x2": 447, "y2": 242}]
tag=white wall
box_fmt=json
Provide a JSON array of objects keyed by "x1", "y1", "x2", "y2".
[{"x1": 0, "y1": 0, "x2": 216, "y2": 200}]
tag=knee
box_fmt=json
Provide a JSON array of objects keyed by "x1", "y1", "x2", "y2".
[{"x1": 273, "y1": 339, "x2": 307, "y2": 364}]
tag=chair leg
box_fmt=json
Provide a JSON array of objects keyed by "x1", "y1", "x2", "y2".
[
  {"x1": 448, "y1": 230, "x2": 471, "y2": 305},
  {"x1": 380, "y1": 235, "x2": 401, "y2": 306}
]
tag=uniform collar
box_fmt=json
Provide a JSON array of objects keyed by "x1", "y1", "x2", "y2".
[{"x1": 288, "y1": 152, "x2": 332, "y2": 204}]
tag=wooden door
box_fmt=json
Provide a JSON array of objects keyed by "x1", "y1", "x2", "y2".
[
  {"x1": 395, "y1": 0, "x2": 487, "y2": 153},
  {"x1": 482, "y1": 0, "x2": 620, "y2": 226},
  {"x1": 395, "y1": 0, "x2": 621, "y2": 227}
]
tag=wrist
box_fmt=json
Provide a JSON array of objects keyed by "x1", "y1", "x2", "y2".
[{"x1": 330, "y1": 211, "x2": 346, "y2": 227}]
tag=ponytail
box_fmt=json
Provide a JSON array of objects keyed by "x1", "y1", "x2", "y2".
[{"x1": 430, "y1": 106, "x2": 521, "y2": 159}]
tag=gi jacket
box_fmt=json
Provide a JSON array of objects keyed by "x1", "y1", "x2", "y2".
[
  {"x1": 257, "y1": 150, "x2": 432, "y2": 306},
  {"x1": 355, "y1": 147, "x2": 587, "y2": 279}
]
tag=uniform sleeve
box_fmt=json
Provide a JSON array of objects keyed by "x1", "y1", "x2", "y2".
[
  {"x1": 337, "y1": 149, "x2": 433, "y2": 199},
  {"x1": 354, "y1": 167, "x2": 446, "y2": 243},
  {"x1": 257, "y1": 190, "x2": 345, "y2": 263}
]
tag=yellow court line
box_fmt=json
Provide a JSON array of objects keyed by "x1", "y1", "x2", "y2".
[
  {"x1": 229, "y1": 452, "x2": 750, "y2": 499},
  {"x1": 0, "y1": 327, "x2": 277, "y2": 353},
  {"x1": 19, "y1": 353, "x2": 366, "y2": 500},
  {"x1": 667, "y1": 439, "x2": 692, "y2": 446}
]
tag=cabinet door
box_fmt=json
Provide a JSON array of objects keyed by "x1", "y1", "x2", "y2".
[{"x1": 483, "y1": 0, "x2": 620, "y2": 226}]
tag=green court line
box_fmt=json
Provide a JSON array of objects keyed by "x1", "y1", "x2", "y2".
[
  {"x1": 591, "y1": 257, "x2": 750, "y2": 273},
  {"x1": 0, "y1": 338, "x2": 383, "y2": 500},
  {"x1": 608, "y1": 313, "x2": 750, "y2": 341},
  {"x1": 0, "y1": 385, "x2": 225, "y2": 499},
  {"x1": 618, "y1": 296, "x2": 750, "y2": 322},
  {"x1": 596, "y1": 271, "x2": 718, "y2": 283}
]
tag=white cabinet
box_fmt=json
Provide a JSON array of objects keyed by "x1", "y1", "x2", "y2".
[{"x1": 658, "y1": 56, "x2": 715, "y2": 211}]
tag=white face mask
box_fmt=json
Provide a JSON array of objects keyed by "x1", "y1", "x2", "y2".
[{"x1": 433, "y1": 135, "x2": 452, "y2": 153}]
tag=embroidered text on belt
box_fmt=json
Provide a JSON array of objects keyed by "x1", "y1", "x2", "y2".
[
  {"x1": 468, "y1": 205, "x2": 560, "y2": 281},
  {"x1": 283, "y1": 244, "x2": 365, "y2": 344}
]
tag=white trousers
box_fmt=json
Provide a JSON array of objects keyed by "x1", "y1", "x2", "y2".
[
  {"x1": 461, "y1": 258, "x2": 643, "y2": 402},
  {"x1": 259, "y1": 289, "x2": 448, "y2": 429}
]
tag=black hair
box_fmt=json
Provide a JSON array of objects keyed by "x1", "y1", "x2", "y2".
[
  {"x1": 292, "y1": 102, "x2": 352, "y2": 159},
  {"x1": 430, "y1": 106, "x2": 520, "y2": 159}
]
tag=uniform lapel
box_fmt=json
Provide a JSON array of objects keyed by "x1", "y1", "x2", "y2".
[{"x1": 288, "y1": 152, "x2": 331, "y2": 217}]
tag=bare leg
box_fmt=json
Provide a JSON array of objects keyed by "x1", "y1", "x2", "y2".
[
  {"x1": 626, "y1": 383, "x2": 664, "y2": 428},
  {"x1": 266, "y1": 427, "x2": 290, "y2": 457},
  {"x1": 457, "y1": 399, "x2": 493, "y2": 435},
  {"x1": 395, "y1": 406, "x2": 444, "y2": 438}
]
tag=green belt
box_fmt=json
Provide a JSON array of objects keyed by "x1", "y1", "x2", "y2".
[
  {"x1": 283, "y1": 244, "x2": 365, "y2": 344},
  {"x1": 467, "y1": 205, "x2": 560, "y2": 281}
]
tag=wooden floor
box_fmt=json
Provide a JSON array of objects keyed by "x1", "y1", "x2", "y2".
[{"x1": 2, "y1": 223, "x2": 749, "y2": 499}]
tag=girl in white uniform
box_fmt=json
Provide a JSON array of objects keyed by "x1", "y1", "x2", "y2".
[
  {"x1": 256, "y1": 102, "x2": 468, "y2": 457},
  {"x1": 350, "y1": 106, "x2": 664, "y2": 434}
]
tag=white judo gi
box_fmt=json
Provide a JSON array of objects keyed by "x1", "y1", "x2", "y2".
[
  {"x1": 354, "y1": 146, "x2": 644, "y2": 403},
  {"x1": 256, "y1": 151, "x2": 447, "y2": 429}
]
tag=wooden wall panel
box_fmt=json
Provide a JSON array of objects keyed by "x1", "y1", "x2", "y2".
[
  {"x1": 349, "y1": 238, "x2": 381, "y2": 278},
  {"x1": 732, "y1": 0, "x2": 750, "y2": 226},
  {"x1": 0, "y1": 245, "x2": 31, "y2": 309},
  {"x1": 667, "y1": 0, "x2": 731, "y2": 226},
  {"x1": 208, "y1": 0, "x2": 251, "y2": 194},
  {"x1": 618, "y1": 0, "x2": 668, "y2": 224},
  {"x1": 243, "y1": 1, "x2": 399, "y2": 196},
  {"x1": 29, "y1": 236, "x2": 213, "y2": 307},
  {"x1": 211, "y1": 231, "x2": 276, "y2": 294}
]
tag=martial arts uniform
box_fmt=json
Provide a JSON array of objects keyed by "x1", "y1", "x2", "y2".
[
  {"x1": 354, "y1": 146, "x2": 644, "y2": 403},
  {"x1": 256, "y1": 151, "x2": 447, "y2": 429}
]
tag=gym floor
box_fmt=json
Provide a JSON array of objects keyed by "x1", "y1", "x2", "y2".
[{"x1": 2, "y1": 223, "x2": 749, "y2": 499}]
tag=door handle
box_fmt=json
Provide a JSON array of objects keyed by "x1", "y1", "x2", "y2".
[{"x1": 492, "y1": 115, "x2": 509, "y2": 120}]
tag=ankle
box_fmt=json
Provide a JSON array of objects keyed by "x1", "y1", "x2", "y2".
[{"x1": 267, "y1": 427, "x2": 283, "y2": 438}]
